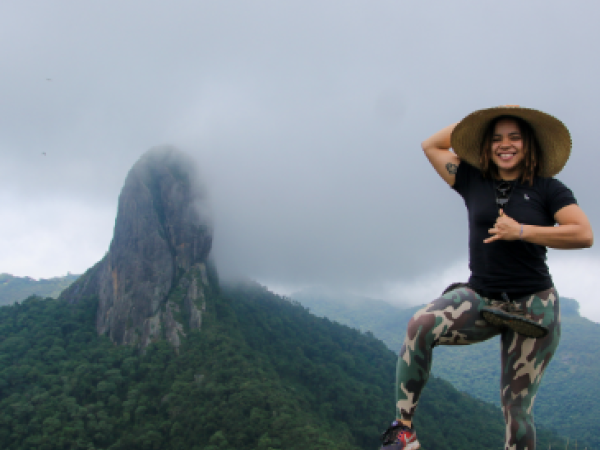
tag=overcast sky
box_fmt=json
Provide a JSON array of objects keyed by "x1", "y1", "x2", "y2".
[{"x1": 2, "y1": 1, "x2": 599, "y2": 321}]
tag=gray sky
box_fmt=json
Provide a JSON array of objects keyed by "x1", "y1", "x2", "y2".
[{"x1": 2, "y1": 1, "x2": 600, "y2": 321}]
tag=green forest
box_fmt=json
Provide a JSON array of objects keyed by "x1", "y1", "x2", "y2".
[
  {"x1": 294, "y1": 289, "x2": 599, "y2": 449},
  {"x1": 0, "y1": 280, "x2": 568, "y2": 450}
]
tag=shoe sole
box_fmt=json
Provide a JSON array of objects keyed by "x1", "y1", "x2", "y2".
[
  {"x1": 481, "y1": 309, "x2": 548, "y2": 338},
  {"x1": 380, "y1": 431, "x2": 421, "y2": 450},
  {"x1": 380, "y1": 442, "x2": 420, "y2": 450}
]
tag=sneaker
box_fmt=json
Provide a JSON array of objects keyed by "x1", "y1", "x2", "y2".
[
  {"x1": 380, "y1": 420, "x2": 420, "y2": 450},
  {"x1": 481, "y1": 302, "x2": 548, "y2": 338}
]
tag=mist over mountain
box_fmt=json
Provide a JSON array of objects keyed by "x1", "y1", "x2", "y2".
[{"x1": 59, "y1": 146, "x2": 213, "y2": 349}]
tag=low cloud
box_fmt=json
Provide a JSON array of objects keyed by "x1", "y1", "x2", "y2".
[{"x1": 0, "y1": 194, "x2": 114, "y2": 279}]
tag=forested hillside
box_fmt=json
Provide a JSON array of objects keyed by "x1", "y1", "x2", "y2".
[
  {"x1": 220, "y1": 281, "x2": 566, "y2": 450},
  {"x1": 0, "y1": 273, "x2": 79, "y2": 306},
  {"x1": 294, "y1": 290, "x2": 598, "y2": 449},
  {"x1": 0, "y1": 282, "x2": 567, "y2": 450}
]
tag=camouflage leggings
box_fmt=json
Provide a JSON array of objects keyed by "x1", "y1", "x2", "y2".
[{"x1": 396, "y1": 286, "x2": 560, "y2": 450}]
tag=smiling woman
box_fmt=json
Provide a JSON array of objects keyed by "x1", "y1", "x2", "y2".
[{"x1": 378, "y1": 106, "x2": 594, "y2": 450}]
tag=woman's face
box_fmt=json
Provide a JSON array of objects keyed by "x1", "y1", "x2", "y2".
[{"x1": 490, "y1": 118, "x2": 525, "y2": 178}]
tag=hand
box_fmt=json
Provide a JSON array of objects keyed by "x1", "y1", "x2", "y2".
[{"x1": 484, "y1": 209, "x2": 521, "y2": 243}]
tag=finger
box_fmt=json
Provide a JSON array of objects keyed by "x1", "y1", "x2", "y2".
[
  {"x1": 484, "y1": 235, "x2": 498, "y2": 244},
  {"x1": 498, "y1": 208, "x2": 504, "y2": 216}
]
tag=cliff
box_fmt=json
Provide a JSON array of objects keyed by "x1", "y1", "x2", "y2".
[{"x1": 59, "y1": 146, "x2": 214, "y2": 349}]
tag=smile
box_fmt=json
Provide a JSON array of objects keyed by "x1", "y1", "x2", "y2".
[{"x1": 497, "y1": 153, "x2": 516, "y2": 160}]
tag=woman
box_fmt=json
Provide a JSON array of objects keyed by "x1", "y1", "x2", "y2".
[{"x1": 380, "y1": 106, "x2": 593, "y2": 450}]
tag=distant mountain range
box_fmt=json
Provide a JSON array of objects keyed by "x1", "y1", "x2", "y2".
[
  {"x1": 292, "y1": 288, "x2": 600, "y2": 449},
  {"x1": 0, "y1": 273, "x2": 79, "y2": 306}
]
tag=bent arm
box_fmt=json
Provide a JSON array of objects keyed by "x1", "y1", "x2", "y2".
[
  {"x1": 521, "y1": 204, "x2": 594, "y2": 249},
  {"x1": 421, "y1": 123, "x2": 461, "y2": 187}
]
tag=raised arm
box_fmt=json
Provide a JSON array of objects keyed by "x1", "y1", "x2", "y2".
[{"x1": 421, "y1": 123, "x2": 461, "y2": 187}]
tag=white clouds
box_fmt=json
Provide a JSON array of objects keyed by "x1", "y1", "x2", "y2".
[
  {"x1": 1, "y1": 1, "x2": 599, "y2": 307},
  {"x1": 0, "y1": 194, "x2": 114, "y2": 279},
  {"x1": 548, "y1": 252, "x2": 600, "y2": 323},
  {"x1": 370, "y1": 253, "x2": 600, "y2": 324},
  {"x1": 379, "y1": 260, "x2": 471, "y2": 306},
  {"x1": 270, "y1": 253, "x2": 600, "y2": 324},
  {"x1": 376, "y1": 253, "x2": 600, "y2": 323}
]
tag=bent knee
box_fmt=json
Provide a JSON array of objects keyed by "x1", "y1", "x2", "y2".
[{"x1": 407, "y1": 309, "x2": 436, "y2": 335}]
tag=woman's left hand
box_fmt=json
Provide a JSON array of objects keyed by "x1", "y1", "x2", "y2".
[{"x1": 484, "y1": 209, "x2": 521, "y2": 243}]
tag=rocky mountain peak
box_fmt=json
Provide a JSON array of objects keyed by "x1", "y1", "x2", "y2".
[{"x1": 60, "y1": 146, "x2": 215, "y2": 349}]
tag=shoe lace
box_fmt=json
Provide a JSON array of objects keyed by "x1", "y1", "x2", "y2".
[{"x1": 492, "y1": 300, "x2": 526, "y2": 316}]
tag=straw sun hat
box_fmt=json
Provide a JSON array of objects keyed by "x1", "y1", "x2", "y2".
[{"x1": 450, "y1": 106, "x2": 571, "y2": 177}]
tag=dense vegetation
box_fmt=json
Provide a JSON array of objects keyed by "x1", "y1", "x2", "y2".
[
  {"x1": 294, "y1": 290, "x2": 598, "y2": 449},
  {"x1": 0, "y1": 273, "x2": 79, "y2": 306},
  {"x1": 0, "y1": 281, "x2": 567, "y2": 449},
  {"x1": 221, "y1": 281, "x2": 567, "y2": 450},
  {"x1": 0, "y1": 293, "x2": 359, "y2": 450}
]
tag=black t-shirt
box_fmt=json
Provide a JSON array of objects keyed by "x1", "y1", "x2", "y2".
[{"x1": 453, "y1": 162, "x2": 577, "y2": 293}]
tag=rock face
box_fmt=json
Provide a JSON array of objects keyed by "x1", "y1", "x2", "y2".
[{"x1": 60, "y1": 147, "x2": 214, "y2": 349}]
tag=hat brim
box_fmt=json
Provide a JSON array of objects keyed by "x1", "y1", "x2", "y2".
[{"x1": 450, "y1": 106, "x2": 571, "y2": 178}]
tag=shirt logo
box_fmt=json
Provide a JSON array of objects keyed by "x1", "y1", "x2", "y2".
[{"x1": 524, "y1": 194, "x2": 530, "y2": 201}]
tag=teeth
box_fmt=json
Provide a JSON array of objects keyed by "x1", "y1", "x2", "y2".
[{"x1": 499, "y1": 154, "x2": 514, "y2": 160}]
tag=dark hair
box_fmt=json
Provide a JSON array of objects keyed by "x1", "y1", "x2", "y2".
[{"x1": 479, "y1": 115, "x2": 542, "y2": 185}]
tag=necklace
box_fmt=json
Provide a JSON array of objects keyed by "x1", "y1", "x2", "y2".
[{"x1": 494, "y1": 179, "x2": 516, "y2": 211}]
